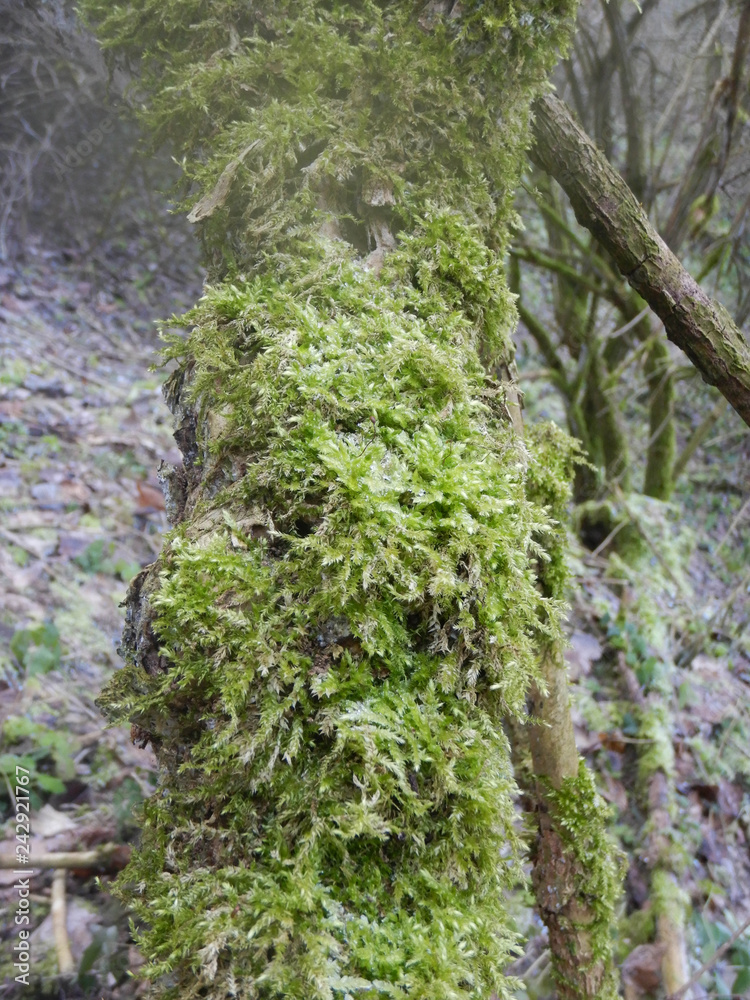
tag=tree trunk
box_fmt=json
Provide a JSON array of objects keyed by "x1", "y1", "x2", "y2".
[
  {"x1": 643, "y1": 336, "x2": 676, "y2": 500},
  {"x1": 527, "y1": 649, "x2": 615, "y2": 1000},
  {"x1": 523, "y1": 428, "x2": 623, "y2": 999},
  {"x1": 80, "y1": 4, "x2": 624, "y2": 999}
]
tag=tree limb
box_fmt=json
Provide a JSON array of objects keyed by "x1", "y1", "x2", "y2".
[{"x1": 529, "y1": 92, "x2": 750, "y2": 427}]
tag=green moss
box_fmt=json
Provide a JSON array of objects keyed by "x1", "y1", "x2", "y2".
[
  {"x1": 652, "y1": 869, "x2": 690, "y2": 929},
  {"x1": 545, "y1": 762, "x2": 625, "y2": 999},
  {"x1": 79, "y1": 0, "x2": 576, "y2": 278},
  {"x1": 615, "y1": 906, "x2": 656, "y2": 963},
  {"x1": 637, "y1": 702, "x2": 675, "y2": 786},
  {"x1": 574, "y1": 500, "x2": 645, "y2": 564},
  {"x1": 525, "y1": 421, "x2": 585, "y2": 600},
  {"x1": 77, "y1": 2, "x2": 583, "y2": 998},
  {"x1": 643, "y1": 338, "x2": 676, "y2": 501},
  {"x1": 101, "y1": 232, "x2": 579, "y2": 1000}
]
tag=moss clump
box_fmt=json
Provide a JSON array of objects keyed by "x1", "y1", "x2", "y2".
[
  {"x1": 637, "y1": 702, "x2": 676, "y2": 788},
  {"x1": 78, "y1": 1, "x2": 582, "y2": 998},
  {"x1": 651, "y1": 869, "x2": 690, "y2": 930},
  {"x1": 102, "y1": 227, "x2": 575, "y2": 1000},
  {"x1": 525, "y1": 420, "x2": 585, "y2": 600},
  {"x1": 80, "y1": 0, "x2": 576, "y2": 277},
  {"x1": 545, "y1": 762, "x2": 625, "y2": 1000}
]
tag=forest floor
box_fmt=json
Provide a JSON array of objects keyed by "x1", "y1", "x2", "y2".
[
  {"x1": 0, "y1": 230, "x2": 749, "y2": 999},
  {"x1": 0, "y1": 224, "x2": 201, "y2": 997}
]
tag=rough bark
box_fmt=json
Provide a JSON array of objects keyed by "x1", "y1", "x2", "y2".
[
  {"x1": 529, "y1": 93, "x2": 750, "y2": 428},
  {"x1": 526, "y1": 645, "x2": 620, "y2": 1000}
]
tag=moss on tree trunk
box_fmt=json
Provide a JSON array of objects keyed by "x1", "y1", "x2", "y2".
[
  {"x1": 644, "y1": 336, "x2": 676, "y2": 500},
  {"x1": 79, "y1": 3, "x2": 622, "y2": 998}
]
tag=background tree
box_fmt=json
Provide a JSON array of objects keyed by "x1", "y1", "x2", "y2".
[{"x1": 510, "y1": 2, "x2": 750, "y2": 995}]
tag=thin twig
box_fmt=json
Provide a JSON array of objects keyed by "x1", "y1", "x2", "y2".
[
  {"x1": 0, "y1": 527, "x2": 43, "y2": 560},
  {"x1": 0, "y1": 844, "x2": 125, "y2": 870},
  {"x1": 51, "y1": 869, "x2": 74, "y2": 975},
  {"x1": 666, "y1": 913, "x2": 750, "y2": 999},
  {"x1": 716, "y1": 495, "x2": 750, "y2": 554},
  {"x1": 589, "y1": 517, "x2": 630, "y2": 558}
]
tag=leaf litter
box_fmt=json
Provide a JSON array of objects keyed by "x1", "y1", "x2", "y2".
[{"x1": 0, "y1": 229, "x2": 201, "y2": 996}]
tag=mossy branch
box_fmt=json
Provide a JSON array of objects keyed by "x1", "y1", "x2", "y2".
[{"x1": 529, "y1": 92, "x2": 750, "y2": 427}]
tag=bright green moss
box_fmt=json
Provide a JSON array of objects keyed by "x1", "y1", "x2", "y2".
[
  {"x1": 545, "y1": 762, "x2": 625, "y2": 1000},
  {"x1": 525, "y1": 421, "x2": 585, "y2": 601},
  {"x1": 79, "y1": 1, "x2": 582, "y2": 998},
  {"x1": 651, "y1": 869, "x2": 690, "y2": 930},
  {"x1": 637, "y1": 702, "x2": 676, "y2": 787},
  {"x1": 102, "y1": 233, "x2": 573, "y2": 999},
  {"x1": 80, "y1": 0, "x2": 576, "y2": 277}
]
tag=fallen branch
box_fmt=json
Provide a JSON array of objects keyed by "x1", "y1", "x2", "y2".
[
  {"x1": 51, "y1": 869, "x2": 74, "y2": 975},
  {"x1": 529, "y1": 93, "x2": 750, "y2": 427},
  {"x1": 0, "y1": 844, "x2": 129, "y2": 871}
]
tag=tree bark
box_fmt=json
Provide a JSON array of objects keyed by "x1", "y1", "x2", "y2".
[
  {"x1": 524, "y1": 638, "x2": 620, "y2": 1000},
  {"x1": 529, "y1": 92, "x2": 750, "y2": 428}
]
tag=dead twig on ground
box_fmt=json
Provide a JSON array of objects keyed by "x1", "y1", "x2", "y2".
[
  {"x1": 0, "y1": 843, "x2": 129, "y2": 871},
  {"x1": 51, "y1": 868, "x2": 74, "y2": 975}
]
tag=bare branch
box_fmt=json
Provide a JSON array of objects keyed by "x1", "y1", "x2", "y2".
[{"x1": 529, "y1": 92, "x2": 750, "y2": 427}]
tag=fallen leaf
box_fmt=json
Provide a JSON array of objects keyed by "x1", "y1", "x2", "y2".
[
  {"x1": 30, "y1": 482, "x2": 66, "y2": 508},
  {"x1": 30, "y1": 897, "x2": 96, "y2": 965},
  {"x1": 23, "y1": 375, "x2": 73, "y2": 397},
  {"x1": 600, "y1": 772, "x2": 629, "y2": 810},
  {"x1": 57, "y1": 532, "x2": 96, "y2": 558},
  {"x1": 565, "y1": 631, "x2": 603, "y2": 681},
  {"x1": 60, "y1": 480, "x2": 91, "y2": 504},
  {"x1": 717, "y1": 780, "x2": 743, "y2": 819},
  {"x1": 599, "y1": 731, "x2": 627, "y2": 754},
  {"x1": 698, "y1": 827, "x2": 727, "y2": 864},
  {"x1": 33, "y1": 804, "x2": 78, "y2": 837},
  {"x1": 135, "y1": 480, "x2": 165, "y2": 512}
]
